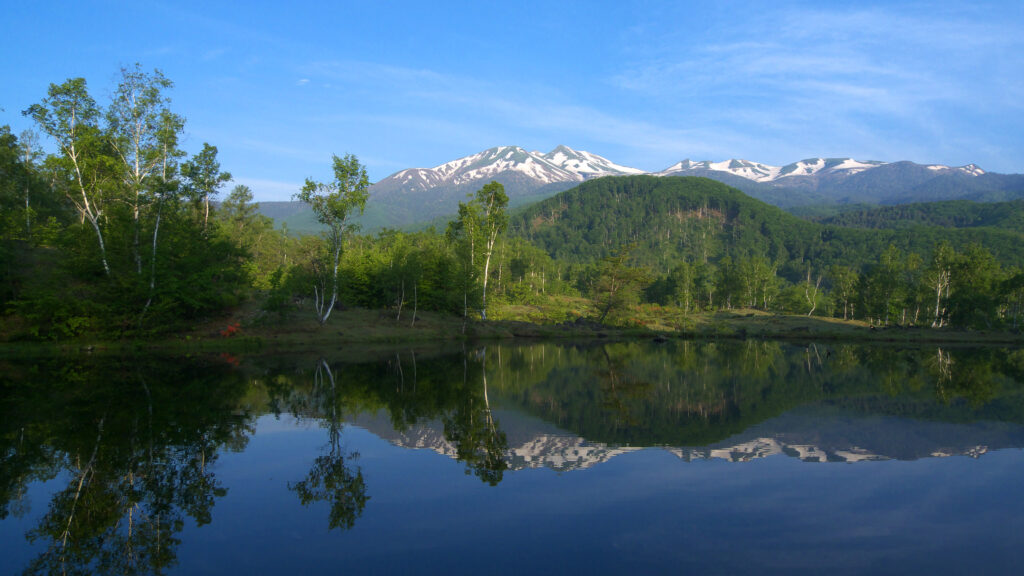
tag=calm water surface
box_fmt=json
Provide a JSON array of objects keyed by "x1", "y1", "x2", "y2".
[{"x1": 2, "y1": 341, "x2": 1024, "y2": 574}]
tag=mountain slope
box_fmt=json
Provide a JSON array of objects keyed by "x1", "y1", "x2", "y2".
[
  {"x1": 510, "y1": 175, "x2": 1024, "y2": 274},
  {"x1": 815, "y1": 199, "x2": 1024, "y2": 231}
]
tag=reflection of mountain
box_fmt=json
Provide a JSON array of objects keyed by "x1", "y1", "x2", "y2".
[
  {"x1": 347, "y1": 404, "x2": 1024, "y2": 471},
  {"x1": 347, "y1": 411, "x2": 640, "y2": 472}
]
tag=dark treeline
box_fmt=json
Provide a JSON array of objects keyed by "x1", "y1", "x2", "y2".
[{"x1": 3, "y1": 68, "x2": 1024, "y2": 339}]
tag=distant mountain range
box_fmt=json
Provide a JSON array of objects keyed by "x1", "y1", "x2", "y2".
[
  {"x1": 257, "y1": 145, "x2": 1024, "y2": 232},
  {"x1": 347, "y1": 405, "x2": 1024, "y2": 473},
  {"x1": 368, "y1": 145, "x2": 1024, "y2": 227}
]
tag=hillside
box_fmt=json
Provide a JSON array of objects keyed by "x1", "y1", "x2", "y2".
[
  {"x1": 815, "y1": 199, "x2": 1024, "y2": 231},
  {"x1": 511, "y1": 176, "x2": 1024, "y2": 275}
]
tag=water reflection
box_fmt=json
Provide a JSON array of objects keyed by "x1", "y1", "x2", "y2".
[
  {"x1": 2, "y1": 342, "x2": 1024, "y2": 573},
  {"x1": 0, "y1": 357, "x2": 252, "y2": 574},
  {"x1": 286, "y1": 360, "x2": 367, "y2": 531}
]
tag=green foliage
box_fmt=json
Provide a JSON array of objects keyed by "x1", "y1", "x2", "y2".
[
  {"x1": 816, "y1": 199, "x2": 1024, "y2": 231},
  {"x1": 1, "y1": 69, "x2": 258, "y2": 339},
  {"x1": 182, "y1": 142, "x2": 231, "y2": 225},
  {"x1": 445, "y1": 181, "x2": 509, "y2": 319},
  {"x1": 592, "y1": 244, "x2": 651, "y2": 323},
  {"x1": 294, "y1": 154, "x2": 370, "y2": 325}
]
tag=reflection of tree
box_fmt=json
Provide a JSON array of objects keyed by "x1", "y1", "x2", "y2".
[
  {"x1": 289, "y1": 360, "x2": 367, "y2": 530},
  {"x1": 443, "y1": 347, "x2": 509, "y2": 486},
  {"x1": 595, "y1": 346, "x2": 655, "y2": 432},
  {"x1": 1, "y1": 358, "x2": 249, "y2": 575},
  {"x1": 927, "y1": 348, "x2": 999, "y2": 407}
]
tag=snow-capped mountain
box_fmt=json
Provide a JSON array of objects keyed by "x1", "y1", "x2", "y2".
[
  {"x1": 347, "y1": 145, "x2": 1021, "y2": 230},
  {"x1": 374, "y1": 146, "x2": 993, "y2": 203},
  {"x1": 380, "y1": 146, "x2": 576, "y2": 195},
  {"x1": 653, "y1": 157, "x2": 986, "y2": 183},
  {"x1": 374, "y1": 145, "x2": 643, "y2": 197},
  {"x1": 541, "y1": 144, "x2": 646, "y2": 179},
  {"x1": 658, "y1": 158, "x2": 787, "y2": 182},
  {"x1": 367, "y1": 145, "x2": 645, "y2": 226}
]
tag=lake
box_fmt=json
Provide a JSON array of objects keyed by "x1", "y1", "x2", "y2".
[{"x1": 2, "y1": 340, "x2": 1024, "y2": 574}]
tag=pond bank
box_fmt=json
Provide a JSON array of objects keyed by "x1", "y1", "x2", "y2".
[{"x1": 3, "y1": 307, "x2": 1021, "y2": 357}]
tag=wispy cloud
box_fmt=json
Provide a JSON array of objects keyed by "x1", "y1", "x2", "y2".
[
  {"x1": 294, "y1": 59, "x2": 742, "y2": 169},
  {"x1": 201, "y1": 48, "x2": 229, "y2": 61},
  {"x1": 598, "y1": 5, "x2": 1024, "y2": 166},
  {"x1": 232, "y1": 177, "x2": 301, "y2": 202},
  {"x1": 236, "y1": 138, "x2": 321, "y2": 162},
  {"x1": 283, "y1": 5, "x2": 1024, "y2": 173}
]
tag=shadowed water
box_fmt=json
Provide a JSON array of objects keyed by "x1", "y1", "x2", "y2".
[{"x1": 2, "y1": 341, "x2": 1024, "y2": 574}]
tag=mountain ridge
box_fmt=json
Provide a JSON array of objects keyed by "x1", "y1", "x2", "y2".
[
  {"x1": 258, "y1": 146, "x2": 1024, "y2": 232},
  {"x1": 362, "y1": 145, "x2": 1023, "y2": 229}
]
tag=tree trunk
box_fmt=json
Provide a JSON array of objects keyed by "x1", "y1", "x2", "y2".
[
  {"x1": 70, "y1": 151, "x2": 110, "y2": 276},
  {"x1": 411, "y1": 282, "x2": 418, "y2": 328},
  {"x1": 318, "y1": 240, "x2": 341, "y2": 325},
  {"x1": 396, "y1": 279, "x2": 404, "y2": 322},
  {"x1": 139, "y1": 207, "x2": 161, "y2": 327}
]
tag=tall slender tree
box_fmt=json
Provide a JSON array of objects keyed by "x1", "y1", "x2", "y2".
[
  {"x1": 106, "y1": 64, "x2": 178, "y2": 273},
  {"x1": 24, "y1": 78, "x2": 112, "y2": 275},
  {"x1": 475, "y1": 182, "x2": 508, "y2": 320},
  {"x1": 18, "y1": 130, "x2": 41, "y2": 237},
  {"x1": 295, "y1": 154, "x2": 369, "y2": 326},
  {"x1": 446, "y1": 181, "x2": 508, "y2": 320}
]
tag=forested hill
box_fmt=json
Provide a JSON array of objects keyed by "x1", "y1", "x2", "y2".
[
  {"x1": 510, "y1": 176, "x2": 1024, "y2": 276},
  {"x1": 815, "y1": 199, "x2": 1024, "y2": 231}
]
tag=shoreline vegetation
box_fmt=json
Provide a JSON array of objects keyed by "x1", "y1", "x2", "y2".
[{"x1": 4, "y1": 302, "x2": 1021, "y2": 358}]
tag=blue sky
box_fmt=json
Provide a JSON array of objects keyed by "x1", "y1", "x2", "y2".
[{"x1": 3, "y1": 1, "x2": 1022, "y2": 201}]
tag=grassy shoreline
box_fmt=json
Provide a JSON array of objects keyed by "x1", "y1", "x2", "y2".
[{"x1": 2, "y1": 304, "x2": 1022, "y2": 357}]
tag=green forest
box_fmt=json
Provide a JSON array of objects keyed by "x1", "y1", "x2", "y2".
[{"x1": 2, "y1": 67, "x2": 1024, "y2": 342}]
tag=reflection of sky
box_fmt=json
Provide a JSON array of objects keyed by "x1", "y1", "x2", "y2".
[
  {"x1": 0, "y1": 471, "x2": 72, "y2": 571},
  {"x1": 170, "y1": 416, "x2": 1024, "y2": 575}
]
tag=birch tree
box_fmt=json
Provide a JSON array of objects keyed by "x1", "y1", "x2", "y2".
[
  {"x1": 18, "y1": 130, "x2": 42, "y2": 237},
  {"x1": 803, "y1": 265, "x2": 823, "y2": 316},
  {"x1": 139, "y1": 111, "x2": 186, "y2": 325},
  {"x1": 24, "y1": 78, "x2": 113, "y2": 275},
  {"x1": 106, "y1": 64, "x2": 177, "y2": 273},
  {"x1": 447, "y1": 200, "x2": 481, "y2": 323},
  {"x1": 926, "y1": 242, "x2": 955, "y2": 328},
  {"x1": 829, "y1": 265, "x2": 858, "y2": 320},
  {"x1": 474, "y1": 182, "x2": 508, "y2": 320},
  {"x1": 294, "y1": 154, "x2": 369, "y2": 326},
  {"x1": 446, "y1": 181, "x2": 508, "y2": 321}
]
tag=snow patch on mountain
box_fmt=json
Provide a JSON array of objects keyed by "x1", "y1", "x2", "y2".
[
  {"x1": 375, "y1": 145, "x2": 646, "y2": 196},
  {"x1": 541, "y1": 145, "x2": 646, "y2": 178},
  {"x1": 659, "y1": 157, "x2": 896, "y2": 183}
]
